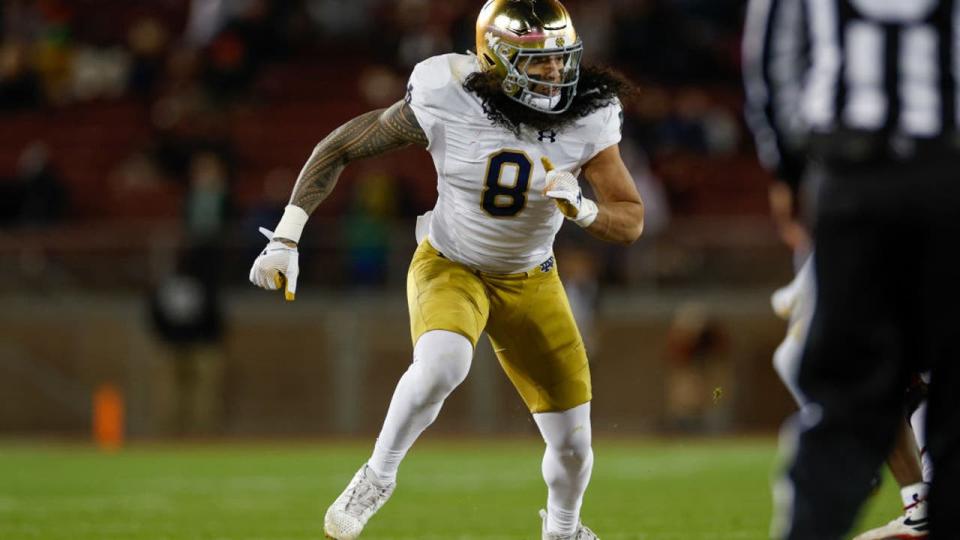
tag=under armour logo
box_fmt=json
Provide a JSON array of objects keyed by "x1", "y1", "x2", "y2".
[
  {"x1": 538, "y1": 130, "x2": 557, "y2": 143},
  {"x1": 405, "y1": 83, "x2": 413, "y2": 104},
  {"x1": 539, "y1": 257, "x2": 555, "y2": 273}
]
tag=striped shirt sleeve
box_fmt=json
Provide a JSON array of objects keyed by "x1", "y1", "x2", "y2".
[{"x1": 743, "y1": 0, "x2": 810, "y2": 187}]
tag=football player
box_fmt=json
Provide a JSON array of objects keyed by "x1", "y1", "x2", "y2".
[{"x1": 248, "y1": 1, "x2": 643, "y2": 539}]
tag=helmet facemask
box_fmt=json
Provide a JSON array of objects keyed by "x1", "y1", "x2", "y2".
[{"x1": 486, "y1": 33, "x2": 583, "y2": 115}]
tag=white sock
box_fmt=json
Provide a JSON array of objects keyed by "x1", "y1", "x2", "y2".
[
  {"x1": 909, "y1": 401, "x2": 933, "y2": 483},
  {"x1": 367, "y1": 330, "x2": 473, "y2": 484},
  {"x1": 366, "y1": 448, "x2": 403, "y2": 484},
  {"x1": 900, "y1": 482, "x2": 929, "y2": 517},
  {"x1": 534, "y1": 402, "x2": 593, "y2": 536},
  {"x1": 547, "y1": 507, "x2": 578, "y2": 535}
]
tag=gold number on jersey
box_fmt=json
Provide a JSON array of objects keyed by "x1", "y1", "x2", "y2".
[{"x1": 481, "y1": 150, "x2": 531, "y2": 217}]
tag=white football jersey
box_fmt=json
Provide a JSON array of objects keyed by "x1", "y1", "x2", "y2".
[{"x1": 407, "y1": 53, "x2": 623, "y2": 274}]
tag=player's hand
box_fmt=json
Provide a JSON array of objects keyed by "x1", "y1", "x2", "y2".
[
  {"x1": 542, "y1": 157, "x2": 598, "y2": 227},
  {"x1": 249, "y1": 227, "x2": 299, "y2": 301},
  {"x1": 544, "y1": 168, "x2": 585, "y2": 218}
]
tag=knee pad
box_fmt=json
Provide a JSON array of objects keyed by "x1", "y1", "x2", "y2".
[
  {"x1": 536, "y1": 403, "x2": 593, "y2": 465},
  {"x1": 409, "y1": 330, "x2": 473, "y2": 404},
  {"x1": 553, "y1": 433, "x2": 592, "y2": 468}
]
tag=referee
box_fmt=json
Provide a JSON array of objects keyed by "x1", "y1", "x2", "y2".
[{"x1": 744, "y1": 1, "x2": 960, "y2": 538}]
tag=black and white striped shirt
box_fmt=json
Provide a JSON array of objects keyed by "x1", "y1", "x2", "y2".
[{"x1": 744, "y1": 0, "x2": 959, "y2": 173}]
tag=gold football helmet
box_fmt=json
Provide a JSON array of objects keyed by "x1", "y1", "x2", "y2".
[{"x1": 475, "y1": 0, "x2": 583, "y2": 114}]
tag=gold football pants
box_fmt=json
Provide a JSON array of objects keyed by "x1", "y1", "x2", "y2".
[{"x1": 407, "y1": 239, "x2": 591, "y2": 413}]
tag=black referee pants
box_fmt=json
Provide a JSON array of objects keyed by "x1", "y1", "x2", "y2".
[{"x1": 780, "y1": 149, "x2": 960, "y2": 539}]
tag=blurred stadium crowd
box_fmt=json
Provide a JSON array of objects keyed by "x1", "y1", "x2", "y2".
[
  {"x1": 0, "y1": 0, "x2": 773, "y2": 293},
  {"x1": 0, "y1": 1, "x2": 804, "y2": 440}
]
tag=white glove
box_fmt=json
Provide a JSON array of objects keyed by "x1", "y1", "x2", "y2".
[
  {"x1": 249, "y1": 227, "x2": 299, "y2": 301},
  {"x1": 542, "y1": 157, "x2": 598, "y2": 228}
]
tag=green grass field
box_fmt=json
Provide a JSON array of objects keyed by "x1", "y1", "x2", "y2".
[{"x1": 0, "y1": 438, "x2": 902, "y2": 539}]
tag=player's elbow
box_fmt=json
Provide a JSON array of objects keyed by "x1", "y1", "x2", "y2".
[
  {"x1": 617, "y1": 222, "x2": 643, "y2": 245},
  {"x1": 630, "y1": 220, "x2": 645, "y2": 244},
  {"x1": 617, "y1": 204, "x2": 645, "y2": 245}
]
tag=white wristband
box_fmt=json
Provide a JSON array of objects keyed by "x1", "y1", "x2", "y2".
[
  {"x1": 574, "y1": 198, "x2": 599, "y2": 228},
  {"x1": 273, "y1": 205, "x2": 309, "y2": 243}
]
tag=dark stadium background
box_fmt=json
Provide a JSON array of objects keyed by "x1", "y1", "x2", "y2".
[{"x1": 0, "y1": 0, "x2": 798, "y2": 441}]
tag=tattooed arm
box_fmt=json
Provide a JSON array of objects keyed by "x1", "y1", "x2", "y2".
[
  {"x1": 249, "y1": 99, "x2": 426, "y2": 298},
  {"x1": 276, "y1": 99, "x2": 428, "y2": 242}
]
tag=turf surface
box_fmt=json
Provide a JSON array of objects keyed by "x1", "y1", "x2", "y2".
[{"x1": 0, "y1": 438, "x2": 902, "y2": 539}]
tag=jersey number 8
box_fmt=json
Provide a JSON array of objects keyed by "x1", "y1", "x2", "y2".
[{"x1": 481, "y1": 150, "x2": 531, "y2": 217}]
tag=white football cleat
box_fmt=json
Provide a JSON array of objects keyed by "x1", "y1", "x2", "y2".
[
  {"x1": 540, "y1": 509, "x2": 599, "y2": 540},
  {"x1": 852, "y1": 501, "x2": 929, "y2": 540},
  {"x1": 324, "y1": 465, "x2": 396, "y2": 540}
]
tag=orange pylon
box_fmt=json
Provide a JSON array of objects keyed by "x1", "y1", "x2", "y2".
[{"x1": 93, "y1": 383, "x2": 125, "y2": 451}]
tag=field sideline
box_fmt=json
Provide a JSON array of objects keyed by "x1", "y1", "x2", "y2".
[{"x1": 0, "y1": 438, "x2": 901, "y2": 539}]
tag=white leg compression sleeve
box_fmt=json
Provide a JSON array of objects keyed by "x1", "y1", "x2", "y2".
[
  {"x1": 367, "y1": 330, "x2": 473, "y2": 483},
  {"x1": 910, "y1": 400, "x2": 933, "y2": 483},
  {"x1": 534, "y1": 402, "x2": 594, "y2": 536}
]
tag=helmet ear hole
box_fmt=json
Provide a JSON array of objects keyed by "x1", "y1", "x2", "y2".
[{"x1": 483, "y1": 53, "x2": 496, "y2": 67}]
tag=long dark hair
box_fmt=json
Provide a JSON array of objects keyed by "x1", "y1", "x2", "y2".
[{"x1": 463, "y1": 64, "x2": 635, "y2": 135}]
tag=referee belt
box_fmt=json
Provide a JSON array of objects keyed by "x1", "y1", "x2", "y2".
[{"x1": 809, "y1": 130, "x2": 960, "y2": 163}]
